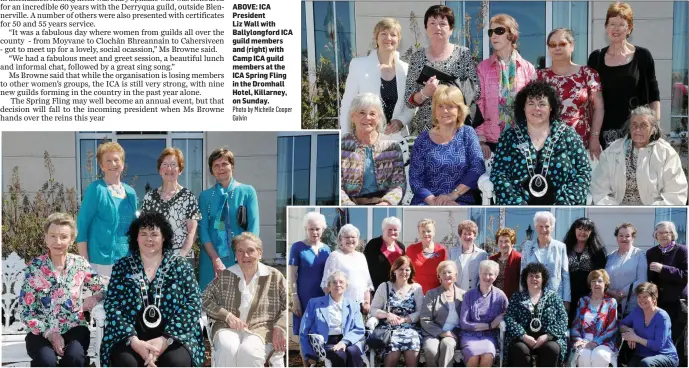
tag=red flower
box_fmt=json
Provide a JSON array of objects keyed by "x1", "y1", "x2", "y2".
[{"x1": 23, "y1": 292, "x2": 35, "y2": 306}]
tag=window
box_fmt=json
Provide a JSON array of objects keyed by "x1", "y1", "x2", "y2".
[
  {"x1": 490, "y1": 1, "x2": 546, "y2": 68},
  {"x1": 372, "y1": 208, "x2": 404, "y2": 239},
  {"x1": 551, "y1": 1, "x2": 589, "y2": 66},
  {"x1": 671, "y1": 1, "x2": 689, "y2": 132},
  {"x1": 447, "y1": 1, "x2": 485, "y2": 62},
  {"x1": 503, "y1": 208, "x2": 550, "y2": 251},
  {"x1": 470, "y1": 207, "x2": 500, "y2": 252},
  {"x1": 655, "y1": 208, "x2": 688, "y2": 244},
  {"x1": 77, "y1": 132, "x2": 205, "y2": 201}
]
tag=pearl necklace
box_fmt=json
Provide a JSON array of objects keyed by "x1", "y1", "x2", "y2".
[{"x1": 108, "y1": 183, "x2": 124, "y2": 196}]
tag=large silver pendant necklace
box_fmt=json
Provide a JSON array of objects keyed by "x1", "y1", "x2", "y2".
[
  {"x1": 528, "y1": 295, "x2": 542, "y2": 333},
  {"x1": 512, "y1": 123, "x2": 566, "y2": 198},
  {"x1": 128, "y1": 255, "x2": 171, "y2": 329}
]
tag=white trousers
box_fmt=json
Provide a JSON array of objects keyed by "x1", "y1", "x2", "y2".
[
  {"x1": 213, "y1": 329, "x2": 285, "y2": 367},
  {"x1": 577, "y1": 345, "x2": 613, "y2": 367}
]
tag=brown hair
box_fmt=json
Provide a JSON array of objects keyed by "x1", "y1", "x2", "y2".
[
  {"x1": 587, "y1": 269, "x2": 611, "y2": 291},
  {"x1": 605, "y1": 2, "x2": 634, "y2": 37},
  {"x1": 431, "y1": 85, "x2": 470, "y2": 129},
  {"x1": 614, "y1": 222, "x2": 637, "y2": 238},
  {"x1": 490, "y1": 14, "x2": 520, "y2": 46},
  {"x1": 458, "y1": 220, "x2": 478, "y2": 236},
  {"x1": 389, "y1": 255, "x2": 415, "y2": 285},
  {"x1": 424, "y1": 5, "x2": 455, "y2": 30},
  {"x1": 208, "y1": 148, "x2": 235, "y2": 174},
  {"x1": 495, "y1": 227, "x2": 516, "y2": 246},
  {"x1": 43, "y1": 212, "x2": 77, "y2": 240},
  {"x1": 634, "y1": 282, "x2": 658, "y2": 302},
  {"x1": 157, "y1": 147, "x2": 185, "y2": 172},
  {"x1": 96, "y1": 142, "x2": 125, "y2": 165}
]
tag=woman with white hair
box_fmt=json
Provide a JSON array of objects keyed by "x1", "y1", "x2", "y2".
[
  {"x1": 289, "y1": 212, "x2": 331, "y2": 339},
  {"x1": 646, "y1": 221, "x2": 687, "y2": 359},
  {"x1": 340, "y1": 18, "x2": 416, "y2": 135},
  {"x1": 364, "y1": 217, "x2": 406, "y2": 290},
  {"x1": 320, "y1": 224, "x2": 374, "y2": 314},
  {"x1": 459, "y1": 260, "x2": 509, "y2": 367},
  {"x1": 341, "y1": 93, "x2": 406, "y2": 206},
  {"x1": 591, "y1": 105, "x2": 688, "y2": 205},
  {"x1": 520, "y1": 212, "x2": 571, "y2": 311}
]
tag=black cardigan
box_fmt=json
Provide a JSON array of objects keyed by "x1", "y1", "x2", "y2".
[{"x1": 364, "y1": 236, "x2": 406, "y2": 290}]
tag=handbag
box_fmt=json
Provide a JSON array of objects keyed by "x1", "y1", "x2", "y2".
[
  {"x1": 366, "y1": 282, "x2": 391, "y2": 350},
  {"x1": 236, "y1": 205, "x2": 247, "y2": 231},
  {"x1": 616, "y1": 284, "x2": 635, "y2": 366}
]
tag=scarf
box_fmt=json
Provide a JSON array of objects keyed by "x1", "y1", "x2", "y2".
[
  {"x1": 497, "y1": 51, "x2": 517, "y2": 129},
  {"x1": 213, "y1": 180, "x2": 240, "y2": 260},
  {"x1": 659, "y1": 241, "x2": 676, "y2": 254}
]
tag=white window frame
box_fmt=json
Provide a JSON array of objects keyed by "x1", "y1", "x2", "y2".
[{"x1": 670, "y1": 0, "x2": 689, "y2": 130}]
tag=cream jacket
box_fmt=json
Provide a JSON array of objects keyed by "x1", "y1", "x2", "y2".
[
  {"x1": 339, "y1": 50, "x2": 416, "y2": 134},
  {"x1": 590, "y1": 138, "x2": 688, "y2": 205}
]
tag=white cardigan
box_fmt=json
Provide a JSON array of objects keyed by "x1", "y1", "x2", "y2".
[
  {"x1": 339, "y1": 50, "x2": 416, "y2": 134},
  {"x1": 590, "y1": 138, "x2": 688, "y2": 205}
]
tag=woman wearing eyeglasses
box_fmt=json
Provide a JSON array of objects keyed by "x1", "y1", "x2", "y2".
[
  {"x1": 475, "y1": 14, "x2": 535, "y2": 159},
  {"x1": 537, "y1": 28, "x2": 604, "y2": 159},
  {"x1": 587, "y1": 2, "x2": 660, "y2": 149}
]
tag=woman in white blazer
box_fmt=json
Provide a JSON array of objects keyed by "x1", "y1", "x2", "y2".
[
  {"x1": 340, "y1": 18, "x2": 416, "y2": 135},
  {"x1": 590, "y1": 105, "x2": 688, "y2": 205}
]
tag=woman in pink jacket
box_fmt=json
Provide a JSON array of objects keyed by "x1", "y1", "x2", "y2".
[{"x1": 475, "y1": 14, "x2": 536, "y2": 159}]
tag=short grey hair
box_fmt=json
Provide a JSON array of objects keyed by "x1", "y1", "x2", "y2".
[
  {"x1": 338, "y1": 224, "x2": 360, "y2": 240},
  {"x1": 303, "y1": 211, "x2": 327, "y2": 229},
  {"x1": 349, "y1": 93, "x2": 385, "y2": 134},
  {"x1": 533, "y1": 211, "x2": 556, "y2": 227},
  {"x1": 381, "y1": 216, "x2": 402, "y2": 231},
  {"x1": 479, "y1": 259, "x2": 500, "y2": 275},
  {"x1": 654, "y1": 221, "x2": 678, "y2": 241},
  {"x1": 626, "y1": 106, "x2": 662, "y2": 143},
  {"x1": 327, "y1": 270, "x2": 348, "y2": 288}
]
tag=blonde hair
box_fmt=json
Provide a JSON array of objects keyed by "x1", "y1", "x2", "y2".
[
  {"x1": 436, "y1": 260, "x2": 458, "y2": 277},
  {"x1": 373, "y1": 18, "x2": 402, "y2": 48},
  {"x1": 417, "y1": 218, "x2": 436, "y2": 229},
  {"x1": 232, "y1": 232, "x2": 263, "y2": 252},
  {"x1": 431, "y1": 85, "x2": 470, "y2": 129},
  {"x1": 96, "y1": 142, "x2": 125, "y2": 165}
]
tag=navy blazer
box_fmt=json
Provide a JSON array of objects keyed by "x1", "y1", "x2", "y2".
[{"x1": 299, "y1": 294, "x2": 365, "y2": 360}]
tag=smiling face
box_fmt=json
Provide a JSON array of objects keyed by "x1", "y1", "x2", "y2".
[
  {"x1": 439, "y1": 264, "x2": 457, "y2": 286},
  {"x1": 99, "y1": 151, "x2": 124, "y2": 178},
  {"x1": 418, "y1": 224, "x2": 435, "y2": 243},
  {"x1": 575, "y1": 227, "x2": 592, "y2": 243},
  {"x1": 352, "y1": 106, "x2": 380, "y2": 135},
  {"x1": 590, "y1": 276, "x2": 606, "y2": 296},
  {"x1": 211, "y1": 157, "x2": 233, "y2": 182},
  {"x1": 629, "y1": 115, "x2": 653, "y2": 147},
  {"x1": 137, "y1": 226, "x2": 164, "y2": 257},
  {"x1": 616, "y1": 227, "x2": 634, "y2": 248},
  {"x1": 497, "y1": 235, "x2": 513, "y2": 254},
  {"x1": 547, "y1": 31, "x2": 574, "y2": 62},
  {"x1": 460, "y1": 229, "x2": 476, "y2": 245},
  {"x1": 606, "y1": 15, "x2": 631, "y2": 43},
  {"x1": 524, "y1": 96, "x2": 552, "y2": 126},
  {"x1": 434, "y1": 102, "x2": 460, "y2": 127},
  {"x1": 45, "y1": 224, "x2": 74, "y2": 257},
  {"x1": 377, "y1": 28, "x2": 399, "y2": 52},
  {"x1": 236, "y1": 239, "x2": 263, "y2": 268},
  {"x1": 637, "y1": 292, "x2": 656, "y2": 310},
  {"x1": 339, "y1": 231, "x2": 358, "y2": 254},
  {"x1": 655, "y1": 225, "x2": 673, "y2": 245},
  {"x1": 489, "y1": 22, "x2": 511, "y2": 53},
  {"x1": 393, "y1": 262, "x2": 412, "y2": 284},
  {"x1": 159, "y1": 154, "x2": 181, "y2": 183},
  {"x1": 527, "y1": 272, "x2": 543, "y2": 290},
  {"x1": 329, "y1": 274, "x2": 347, "y2": 297},
  {"x1": 383, "y1": 224, "x2": 400, "y2": 243},
  {"x1": 425, "y1": 16, "x2": 451, "y2": 43},
  {"x1": 480, "y1": 266, "x2": 498, "y2": 286},
  {"x1": 536, "y1": 218, "x2": 552, "y2": 238}
]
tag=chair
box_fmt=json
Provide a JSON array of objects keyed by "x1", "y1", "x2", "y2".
[
  {"x1": 386, "y1": 130, "x2": 416, "y2": 206},
  {"x1": 307, "y1": 333, "x2": 370, "y2": 367}
]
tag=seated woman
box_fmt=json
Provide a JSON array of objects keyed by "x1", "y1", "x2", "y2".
[
  {"x1": 490, "y1": 80, "x2": 591, "y2": 205},
  {"x1": 591, "y1": 105, "x2": 688, "y2": 205},
  {"x1": 420, "y1": 261, "x2": 466, "y2": 368},
  {"x1": 570, "y1": 269, "x2": 619, "y2": 367},
  {"x1": 620, "y1": 282, "x2": 679, "y2": 367},
  {"x1": 202, "y1": 232, "x2": 287, "y2": 367},
  {"x1": 459, "y1": 260, "x2": 509, "y2": 367},
  {"x1": 341, "y1": 93, "x2": 406, "y2": 205},
  {"x1": 370, "y1": 256, "x2": 424, "y2": 367},
  {"x1": 100, "y1": 212, "x2": 204, "y2": 367},
  {"x1": 409, "y1": 85, "x2": 485, "y2": 205},
  {"x1": 300, "y1": 271, "x2": 366, "y2": 367},
  {"x1": 21, "y1": 213, "x2": 106, "y2": 367},
  {"x1": 505, "y1": 262, "x2": 567, "y2": 367}
]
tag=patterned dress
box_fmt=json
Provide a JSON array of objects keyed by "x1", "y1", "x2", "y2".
[
  {"x1": 142, "y1": 187, "x2": 201, "y2": 253},
  {"x1": 409, "y1": 126, "x2": 485, "y2": 205},
  {"x1": 20, "y1": 253, "x2": 106, "y2": 337},
  {"x1": 379, "y1": 286, "x2": 422, "y2": 355},
  {"x1": 622, "y1": 145, "x2": 642, "y2": 205},
  {"x1": 570, "y1": 296, "x2": 618, "y2": 351},
  {"x1": 100, "y1": 251, "x2": 204, "y2": 367},
  {"x1": 536, "y1": 67, "x2": 602, "y2": 147},
  {"x1": 380, "y1": 77, "x2": 398, "y2": 123},
  {"x1": 404, "y1": 46, "x2": 480, "y2": 134},
  {"x1": 490, "y1": 120, "x2": 591, "y2": 205}
]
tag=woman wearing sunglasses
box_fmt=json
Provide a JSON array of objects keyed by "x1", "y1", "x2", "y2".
[
  {"x1": 475, "y1": 14, "x2": 535, "y2": 159},
  {"x1": 536, "y1": 28, "x2": 604, "y2": 160}
]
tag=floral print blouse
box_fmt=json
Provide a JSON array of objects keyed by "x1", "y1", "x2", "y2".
[{"x1": 20, "y1": 253, "x2": 106, "y2": 336}]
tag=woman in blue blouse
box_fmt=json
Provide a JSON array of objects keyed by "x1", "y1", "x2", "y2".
[
  {"x1": 198, "y1": 148, "x2": 259, "y2": 291},
  {"x1": 605, "y1": 223, "x2": 647, "y2": 317},
  {"x1": 76, "y1": 142, "x2": 137, "y2": 280},
  {"x1": 620, "y1": 282, "x2": 679, "y2": 367},
  {"x1": 409, "y1": 85, "x2": 485, "y2": 205}
]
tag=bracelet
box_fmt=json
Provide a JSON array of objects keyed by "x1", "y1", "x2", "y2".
[
  {"x1": 419, "y1": 89, "x2": 429, "y2": 101},
  {"x1": 591, "y1": 131, "x2": 600, "y2": 136}
]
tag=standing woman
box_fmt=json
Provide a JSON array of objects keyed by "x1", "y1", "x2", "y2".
[
  {"x1": 604, "y1": 223, "x2": 647, "y2": 318},
  {"x1": 475, "y1": 14, "x2": 536, "y2": 159},
  {"x1": 77, "y1": 142, "x2": 137, "y2": 280},
  {"x1": 452, "y1": 220, "x2": 488, "y2": 293},
  {"x1": 288, "y1": 212, "x2": 331, "y2": 339},
  {"x1": 406, "y1": 218, "x2": 448, "y2": 293},
  {"x1": 404, "y1": 5, "x2": 480, "y2": 134},
  {"x1": 537, "y1": 28, "x2": 604, "y2": 158},
  {"x1": 141, "y1": 148, "x2": 201, "y2": 258},
  {"x1": 364, "y1": 216, "x2": 406, "y2": 291},
  {"x1": 587, "y1": 2, "x2": 660, "y2": 148},
  {"x1": 562, "y1": 218, "x2": 607, "y2": 326},
  {"x1": 198, "y1": 148, "x2": 259, "y2": 291},
  {"x1": 488, "y1": 227, "x2": 522, "y2": 300},
  {"x1": 340, "y1": 18, "x2": 415, "y2": 135}
]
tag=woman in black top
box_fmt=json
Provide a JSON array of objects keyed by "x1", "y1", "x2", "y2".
[
  {"x1": 562, "y1": 217, "x2": 607, "y2": 327},
  {"x1": 364, "y1": 217, "x2": 406, "y2": 290},
  {"x1": 587, "y1": 2, "x2": 660, "y2": 149}
]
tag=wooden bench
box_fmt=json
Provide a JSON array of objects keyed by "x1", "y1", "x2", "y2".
[{"x1": 2, "y1": 252, "x2": 106, "y2": 367}]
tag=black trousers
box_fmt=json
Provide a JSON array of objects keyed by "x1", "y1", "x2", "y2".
[
  {"x1": 324, "y1": 334, "x2": 363, "y2": 367},
  {"x1": 110, "y1": 339, "x2": 192, "y2": 367},
  {"x1": 26, "y1": 325, "x2": 90, "y2": 367},
  {"x1": 509, "y1": 340, "x2": 560, "y2": 367},
  {"x1": 659, "y1": 300, "x2": 686, "y2": 366}
]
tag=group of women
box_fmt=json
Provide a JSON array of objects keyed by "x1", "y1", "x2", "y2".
[
  {"x1": 339, "y1": 2, "x2": 688, "y2": 206},
  {"x1": 20, "y1": 142, "x2": 286, "y2": 367},
  {"x1": 295, "y1": 211, "x2": 686, "y2": 367}
]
